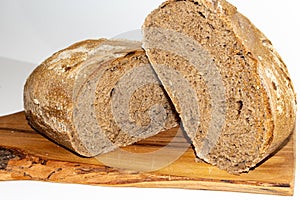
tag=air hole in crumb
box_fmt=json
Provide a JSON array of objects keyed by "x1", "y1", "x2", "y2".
[
  {"x1": 64, "y1": 66, "x2": 72, "y2": 71},
  {"x1": 236, "y1": 100, "x2": 243, "y2": 115},
  {"x1": 245, "y1": 117, "x2": 250, "y2": 123},
  {"x1": 272, "y1": 82, "x2": 277, "y2": 90},
  {"x1": 193, "y1": 1, "x2": 200, "y2": 6},
  {"x1": 110, "y1": 66, "x2": 117, "y2": 72},
  {"x1": 110, "y1": 88, "x2": 115, "y2": 97},
  {"x1": 236, "y1": 50, "x2": 243, "y2": 56},
  {"x1": 198, "y1": 11, "x2": 206, "y2": 18},
  {"x1": 208, "y1": 23, "x2": 215, "y2": 29}
]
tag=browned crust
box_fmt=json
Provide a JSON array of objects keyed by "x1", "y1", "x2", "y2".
[
  {"x1": 23, "y1": 39, "x2": 142, "y2": 156},
  {"x1": 24, "y1": 39, "x2": 108, "y2": 154}
]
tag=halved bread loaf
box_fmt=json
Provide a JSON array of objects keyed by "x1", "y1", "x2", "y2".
[
  {"x1": 24, "y1": 39, "x2": 179, "y2": 157},
  {"x1": 142, "y1": 0, "x2": 296, "y2": 173}
]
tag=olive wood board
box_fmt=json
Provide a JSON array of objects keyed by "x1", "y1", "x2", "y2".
[{"x1": 0, "y1": 112, "x2": 295, "y2": 196}]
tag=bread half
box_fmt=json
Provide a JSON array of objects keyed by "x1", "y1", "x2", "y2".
[
  {"x1": 24, "y1": 39, "x2": 179, "y2": 157},
  {"x1": 142, "y1": 0, "x2": 296, "y2": 173}
]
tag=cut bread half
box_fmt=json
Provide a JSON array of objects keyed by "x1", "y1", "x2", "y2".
[
  {"x1": 24, "y1": 39, "x2": 179, "y2": 157},
  {"x1": 142, "y1": 0, "x2": 296, "y2": 173}
]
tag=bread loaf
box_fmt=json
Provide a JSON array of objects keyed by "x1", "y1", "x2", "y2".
[
  {"x1": 142, "y1": 0, "x2": 296, "y2": 173},
  {"x1": 24, "y1": 39, "x2": 179, "y2": 157}
]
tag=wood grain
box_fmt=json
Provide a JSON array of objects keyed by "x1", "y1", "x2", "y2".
[{"x1": 0, "y1": 112, "x2": 295, "y2": 196}]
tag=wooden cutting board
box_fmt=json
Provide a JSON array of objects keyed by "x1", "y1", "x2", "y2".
[{"x1": 0, "y1": 112, "x2": 295, "y2": 196}]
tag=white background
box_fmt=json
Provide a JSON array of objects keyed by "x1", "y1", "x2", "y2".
[{"x1": 0, "y1": 0, "x2": 299, "y2": 199}]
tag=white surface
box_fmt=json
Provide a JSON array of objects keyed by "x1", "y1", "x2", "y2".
[{"x1": 0, "y1": 0, "x2": 299, "y2": 199}]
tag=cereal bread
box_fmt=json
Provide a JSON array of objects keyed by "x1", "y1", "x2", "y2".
[
  {"x1": 142, "y1": 0, "x2": 296, "y2": 173},
  {"x1": 24, "y1": 39, "x2": 179, "y2": 157}
]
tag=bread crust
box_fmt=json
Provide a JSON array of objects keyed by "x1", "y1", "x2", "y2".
[{"x1": 24, "y1": 39, "x2": 109, "y2": 154}]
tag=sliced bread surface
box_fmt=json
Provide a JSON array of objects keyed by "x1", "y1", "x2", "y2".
[{"x1": 142, "y1": 0, "x2": 296, "y2": 173}]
